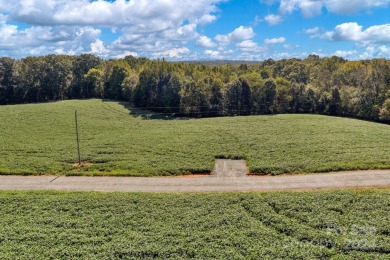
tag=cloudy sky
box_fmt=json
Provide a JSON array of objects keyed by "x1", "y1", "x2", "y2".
[{"x1": 0, "y1": 0, "x2": 389, "y2": 60}]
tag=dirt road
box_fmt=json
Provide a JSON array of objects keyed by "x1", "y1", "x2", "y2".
[{"x1": 0, "y1": 170, "x2": 389, "y2": 192}]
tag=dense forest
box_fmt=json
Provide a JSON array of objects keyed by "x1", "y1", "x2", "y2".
[{"x1": 1, "y1": 54, "x2": 390, "y2": 122}]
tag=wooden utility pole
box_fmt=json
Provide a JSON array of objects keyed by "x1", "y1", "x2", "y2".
[{"x1": 75, "y1": 110, "x2": 81, "y2": 166}]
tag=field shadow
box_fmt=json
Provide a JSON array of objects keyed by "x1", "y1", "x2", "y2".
[
  {"x1": 102, "y1": 99, "x2": 190, "y2": 121},
  {"x1": 102, "y1": 99, "x2": 281, "y2": 121}
]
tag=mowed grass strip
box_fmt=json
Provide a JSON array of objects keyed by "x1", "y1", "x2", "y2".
[
  {"x1": 1, "y1": 99, "x2": 390, "y2": 176},
  {"x1": 0, "y1": 190, "x2": 389, "y2": 259}
]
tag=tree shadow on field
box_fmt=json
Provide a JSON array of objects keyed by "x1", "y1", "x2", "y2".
[{"x1": 102, "y1": 99, "x2": 190, "y2": 121}]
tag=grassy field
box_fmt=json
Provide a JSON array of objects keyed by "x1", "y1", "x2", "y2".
[
  {"x1": 0, "y1": 190, "x2": 389, "y2": 259},
  {"x1": 1, "y1": 99, "x2": 390, "y2": 176}
]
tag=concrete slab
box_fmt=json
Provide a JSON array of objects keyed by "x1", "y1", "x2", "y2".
[{"x1": 212, "y1": 159, "x2": 248, "y2": 177}]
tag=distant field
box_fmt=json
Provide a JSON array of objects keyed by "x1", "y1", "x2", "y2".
[
  {"x1": 1, "y1": 99, "x2": 390, "y2": 176},
  {"x1": 0, "y1": 190, "x2": 389, "y2": 259}
]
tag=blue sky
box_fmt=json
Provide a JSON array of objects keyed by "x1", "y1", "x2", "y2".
[{"x1": 0, "y1": 0, "x2": 389, "y2": 60}]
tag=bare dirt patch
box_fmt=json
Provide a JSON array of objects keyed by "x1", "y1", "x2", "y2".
[
  {"x1": 72, "y1": 162, "x2": 94, "y2": 168},
  {"x1": 212, "y1": 159, "x2": 248, "y2": 177}
]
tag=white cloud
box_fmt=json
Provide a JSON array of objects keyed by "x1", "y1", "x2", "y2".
[
  {"x1": 0, "y1": 22, "x2": 18, "y2": 40},
  {"x1": 378, "y1": 45, "x2": 390, "y2": 55},
  {"x1": 160, "y1": 23, "x2": 199, "y2": 41},
  {"x1": 324, "y1": 0, "x2": 390, "y2": 14},
  {"x1": 283, "y1": 44, "x2": 300, "y2": 50},
  {"x1": 111, "y1": 22, "x2": 198, "y2": 58},
  {"x1": 215, "y1": 26, "x2": 255, "y2": 44},
  {"x1": 204, "y1": 50, "x2": 219, "y2": 55},
  {"x1": 0, "y1": 22, "x2": 102, "y2": 57},
  {"x1": 0, "y1": 14, "x2": 7, "y2": 22},
  {"x1": 264, "y1": 37, "x2": 286, "y2": 44},
  {"x1": 111, "y1": 35, "x2": 174, "y2": 57},
  {"x1": 5, "y1": 0, "x2": 225, "y2": 29},
  {"x1": 269, "y1": 0, "x2": 390, "y2": 22},
  {"x1": 323, "y1": 22, "x2": 390, "y2": 44},
  {"x1": 252, "y1": 16, "x2": 262, "y2": 27},
  {"x1": 359, "y1": 47, "x2": 374, "y2": 59},
  {"x1": 196, "y1": 35, "x2": 217, "y2": 48},
  {"x1": 2, "y1": 0, "x2": 389, "y2": 60},
  {"x1": 298, "y1": 0, "x2": 323, "y2": 17},
  {"x1": 359, "y1": 45, "x2": 390, "y2": 59},
  {"x1": 195, "y1": 14, "x2": 217, "y2": 25},
  {"x1": 177, "y1": 24, "x2": 198, "y2": 38},
  {"x1": 271, "y1": 52, "x2": 296, "y2": 60},
  {"x1": 264, "y1": 14, "x2": 283, "y2": 25},
  {"x1": 332, "y1": 50, "x2": 357, "y2": 58},
  {"x1": 278, "y1": 0, "x2": 297, "y2": 14},
  {"x1": 228, "y1": 26, "x2": 255, "y2": 41},
  {"x1": 203, "y1": 48, "x2": 237, "y2": 59},
  {"x1": 278, "y1": 0, "x2": 323, "y2": 17},
  {"x1": 153, "y1": 47, "x2": 190, "y2": 59},
  {"x1": 236, "y1": 40, "x2": 258, "y2": 49},
  {"x1": 204, "y1": 49, "x2": 221, "y2": 58},
  {"x1": 112, "y1": 51, "x2": 138, "y2": 59},
  {"x1": 90, "y1": 39, "x2": 109, "y2": 56},
  {"x1": 235, "y1": 40, "x2": 266, "y2": 53},
  {"x1": 0, "y1": 0, "x2": 225, "y2": 58},
  {"x1": 305, "y1": 27, "x2": 319, "y2": 34},
  {"x1": 214, "y1": 34, "x2": 230, "y2": 44}
]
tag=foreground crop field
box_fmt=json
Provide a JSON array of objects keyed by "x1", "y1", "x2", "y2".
[
  {"x1": 1, "y1": 99, "x2": 390, "y2": 176},
  {"x1": 0, "y1": 190, "x2": 389, "y2": 259}
]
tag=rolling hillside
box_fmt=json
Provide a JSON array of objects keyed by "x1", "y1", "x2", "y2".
[{"x1": 1, "y1": 99, "x2": 390, "y2": 176}]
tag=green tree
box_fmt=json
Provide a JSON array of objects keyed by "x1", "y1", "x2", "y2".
[
  {"x1": 105, "y1": 63, "x2": 131, "y2": 100},
  {"x1": 274, "y1": 77, "x2": 291, "y2": 113},
  {"x1": 39, "y1": 55, "x2": 73, "y2": 101},
  {"x1": 208, "y1": 78, "x2": 224, "y2": 116},
  {"x1": 82, "y1": 68, "x2": 104, "y2": 98},
  {"x1": 18, "y1": 57, "x2": 46, "y2": 103},
  {"x1": 0, "y1": 57, "x2": 15, "y2": 104},
  {"x1": 290, "y1": 83, "x2": 306, "y2": 113},
  {"x1": 224, "y1": 78, "x2": 252, "y2": 116},
  {"x1": 328, "y1": 88, "x2": 341, "y2": 115},
  {"x1": 379, "y1": 99, "x2": 390, "y2": 121},
  {"x1": 121, "y1": 73, "x2": 139, "y2": 102},
  {"x1": 240, "y1": 78, "x2": 252, "y2": 115},
  {"x1": 224, "y1": 79, "x2": 242, "y2": 116},
  {"x1": 133, "y1": 67, "x2": 159, "y2": 107},
  {"x1": 262, "y1": 79, "x2": 277, "y2": 114},
  {"x1": 163, "y1": 73, "x2": 181, "y2": 113},
  {"x1": 71, "y1": 54, "x2": 102, "y2": 98},
  {"x1": 180, "y1": 81, "x2": 209, "y2": 117}
]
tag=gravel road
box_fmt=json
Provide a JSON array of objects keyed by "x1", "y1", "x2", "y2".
[{"x1": 0, "y1": 170, "x2": 389, "y2": 193}]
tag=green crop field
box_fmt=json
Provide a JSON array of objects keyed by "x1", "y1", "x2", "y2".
[
  {"x1": 1, "y1": 99, "x2": 390, "y2": 176},
  {"x1": 0, "y1": 190, "x2": 389, "y2": 259}
]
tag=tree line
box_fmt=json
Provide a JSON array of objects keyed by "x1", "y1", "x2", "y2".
[{"x1": 1, "y1": 54, "x2": 390, "y2": 122}]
